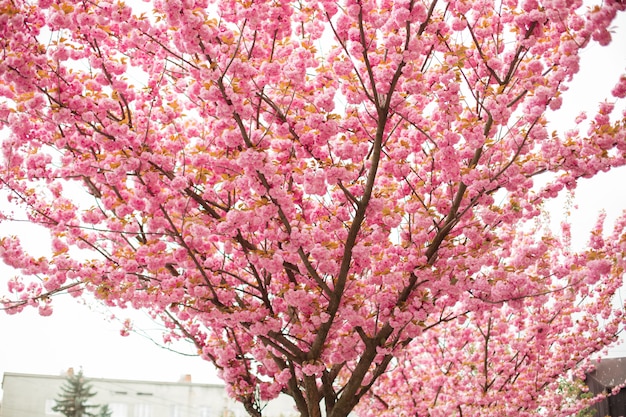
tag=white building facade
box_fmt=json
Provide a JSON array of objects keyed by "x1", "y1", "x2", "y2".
[{"x1": 0, "y1": 372, "x2": 298, "y2": 417}]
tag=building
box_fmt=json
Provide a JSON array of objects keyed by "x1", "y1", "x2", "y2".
[
  {"x1": 0, "y1": 371, "x2": 298, "y2": 417},
  {"x1": 585, "y1": 357, "x2": 626, "y2": 417}
]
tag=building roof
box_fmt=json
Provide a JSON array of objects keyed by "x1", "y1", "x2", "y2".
[
  {"x1": 1, "y1": 371, "x2": 225, "y2": 389},
  {"x1": 586, "y1": 357, "x2": 626, "y2": 389}
]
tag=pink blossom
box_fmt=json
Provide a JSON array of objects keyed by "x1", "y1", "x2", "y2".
[
  {"x1": 38, "y1": 303, "x2": 53, "y2": 317},
  {"x1": 612, "y1": 75, "x2": 626, "y2": 98}
]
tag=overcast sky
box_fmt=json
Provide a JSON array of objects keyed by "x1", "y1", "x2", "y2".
[{"x1": 1, "y1": 5, "x2": 625, "y2": 401}]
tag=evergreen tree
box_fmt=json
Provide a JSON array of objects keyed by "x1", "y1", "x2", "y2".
[
  {"x1": 52, "y1": 370, "x2": 99, "y2": 417},
  {"x1": 97, "y1": 404, "x2": 113, "y2": 417}
]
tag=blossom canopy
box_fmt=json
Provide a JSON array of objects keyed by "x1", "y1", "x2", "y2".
[{"x1": 1, "y1": 0, "x2": 626, "y2": 416}]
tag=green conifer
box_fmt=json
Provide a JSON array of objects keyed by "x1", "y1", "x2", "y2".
[
  {"x1": 52, "y1": 370, "x2": 99, "y2": 417},
  {"x1": 97, "y1": 404, "x2": 113, "y2": 417}
]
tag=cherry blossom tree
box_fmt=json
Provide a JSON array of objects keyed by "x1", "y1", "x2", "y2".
[
  {"x1": 359, "y1": 216, "x2": 625, "y2": 416},
  {"x1": 1, "y1": 0, "x2": 626, "y2": 416}
]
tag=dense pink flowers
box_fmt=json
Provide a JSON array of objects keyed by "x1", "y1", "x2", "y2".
[{"x1": 0, "y1": 0, "x2": 625, "y2": 416}]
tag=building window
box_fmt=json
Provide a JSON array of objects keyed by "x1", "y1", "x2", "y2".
[
  {"x1": 109, "y1": 403, "x2": 129, "y2": 417},
  {"x1": 44, "y1": 399, "x2": 61, "y2": 415},
  {"x1": 135, "y1": 403, "x2": 152, "y2": 417},
  {"x1": 170, "y1": 405, "x2": 181, "y2": 417}
]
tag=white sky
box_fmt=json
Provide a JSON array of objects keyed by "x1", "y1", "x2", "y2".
[{"x1": 0, "y1": 5, "x2": 625, "y2": 401}]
